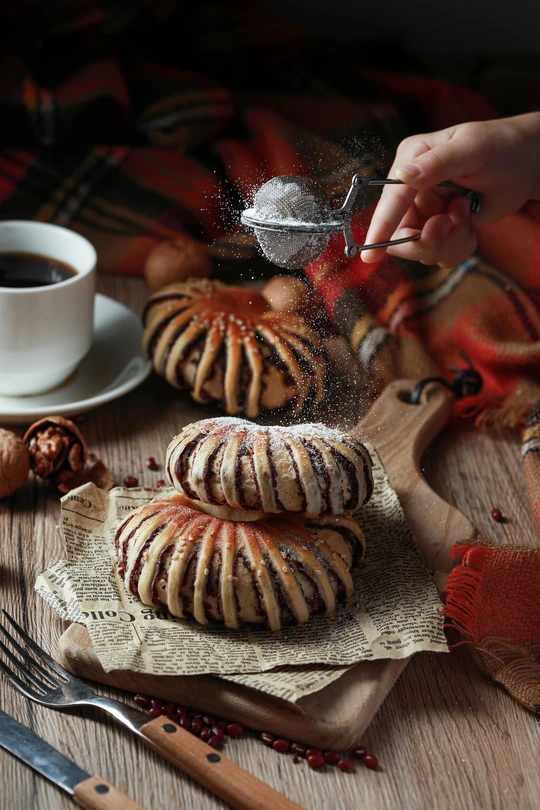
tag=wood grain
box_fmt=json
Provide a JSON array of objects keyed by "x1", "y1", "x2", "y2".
[
  {"x1": 73, "y1": 776, "x2": 146, "y2": 810},
  {"x1": 58, "y1": 375, "x2": 473, "y2": 750},
  {"x1": 140, "y1": 716, "x2": 303, "y2": 810},
  {"x1": 1, "y1": 275, "x2": 539, "y2": 810}
]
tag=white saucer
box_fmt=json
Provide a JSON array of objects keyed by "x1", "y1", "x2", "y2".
[{"x1": 0, "y1": 293, "x2": 152, "y2": 425}]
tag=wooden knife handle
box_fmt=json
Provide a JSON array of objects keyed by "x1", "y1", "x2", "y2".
[
  {"x1": 141, "y1": 716, "x2": 303, "y2": 810},
  {"x1": 73, "y1": 775, "x2": 146, "y2": 810}
]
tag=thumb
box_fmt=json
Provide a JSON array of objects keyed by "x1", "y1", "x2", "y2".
[{"x1": 394, "y1": 131, "x2": 485, "y2": 190}]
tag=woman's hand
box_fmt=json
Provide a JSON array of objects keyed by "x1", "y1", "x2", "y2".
[{"x1": 362, "y1": 112, "x2": 540, "y2": 267}]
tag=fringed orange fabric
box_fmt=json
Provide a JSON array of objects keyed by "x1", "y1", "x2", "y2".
[{"x1": 443, "y1": 542, "x2": 540, "y2": 713}]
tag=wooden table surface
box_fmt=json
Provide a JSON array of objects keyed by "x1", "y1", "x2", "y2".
[{"x1": 1, "y1": 275, "x2": 539, "y2": 810}]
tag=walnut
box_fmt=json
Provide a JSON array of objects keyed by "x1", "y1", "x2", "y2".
[
  {"x1": 144, "y1": 237, "x2": 213, "y2": 290},
  {"x1": 24, "y1": 416, "x2": 87, "y2": 488},
  {"x1": 0, "y1": 429, "x2": 30, "y2": 498}
]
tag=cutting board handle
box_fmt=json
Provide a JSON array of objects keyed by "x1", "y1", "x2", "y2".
[{"x1": 355, "y1": 379, "x2": 476, "y2": 588}]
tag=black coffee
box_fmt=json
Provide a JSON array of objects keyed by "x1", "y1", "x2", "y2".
[{"x1": 0, "y1": 252, "x2": 78, "y2": 288}]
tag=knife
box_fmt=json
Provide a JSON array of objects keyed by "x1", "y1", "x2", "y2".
[{"x1": 0, "y1": 709, "x2": 146, "y2": 810}]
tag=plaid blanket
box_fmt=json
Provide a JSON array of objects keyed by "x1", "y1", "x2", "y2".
[{"x1": 1, "y1": 0, "x2": 539, "y2": 716}]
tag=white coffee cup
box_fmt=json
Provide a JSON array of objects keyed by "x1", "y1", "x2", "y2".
[{"x1": 0, "y1": 221, "x2": 96, "y2": 396}]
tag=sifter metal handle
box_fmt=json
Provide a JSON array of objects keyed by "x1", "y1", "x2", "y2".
[{"x1": 339, "y1": 173, "x2": 482, "y2": 258}]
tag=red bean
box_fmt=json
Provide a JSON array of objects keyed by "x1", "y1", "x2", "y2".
[
  {"x1": 307, "y1": 754, "x2": 325, "y2": 770},
  {"x1": 364, "y1": 754, "x2": 378, "y2": 770},
  {"x1": 161, "y1": 702, "x2": 176, "y2": 714},
  {"x1": 324, "y1": 751, "x2": 341, "y2": 765},
  {"x1": 337, "y1": 758, "x2": 354, "y2": 773},
  {"x1": 306, "y1": 748, "x2": 323, "y2": 759},
  {"x1": 272, "y1": 739, "x2": 290, "y2": 754},
  {"x1": 260, "y1": 732, "x2": 275, "y2": 747},
  {"x1": 146, "y1": 457, "x2": 158, "y2": 471},
  {"x1": 491, "y1": 508, "x2": 503, "y2": 522},
  {"x1": 133, "y1": 694, "x2": 149, "y2": 708},
  {"x1": 178, "y1": 714, "x2": 191, "y2": 730},
  {"x1": 165, "y1": 713, "x2": 178, "y2": 723},
  {"x1": 290, "y1": 743, "x2": 307, "y2": 757},
  {"x1": 226, "y1": 723, "x2": 244, "y2": 738},
  {"x1": 351, "y1": 745, "x2": 367, "y2": 760},
  {"x1": 210, "y1": 725, "x2": 224, "y2": 738},
  {"x1": 200, "y1": 727, "x2": 212, "y2": 742},
  {"x1": 217, "y1": 721, "x2": 229, "y2": 733},
  {"x1": 208, "y1": 735, "x2": 223, "y2": 749},
  {"x1": 123, "y1": 475, "x2": 139, "y2": 488},
  {"x1": 156, "y1": 479, "x2": 165, "y2": 488},
  {"x1": 191, "y1": 718, "x2": 203, "y2": 735},
  {"x1": 189, "y1": 711, "x2": 203, "y2": 718},
  {"x1": 149, "y1": 698, "x2": 162, "y2": 711},
  {"x1": 202, "y1": 714, "x2": 216, "y2": 727},
  {"x1": 148, "y1": 707, "x2": 163, "y2": 718}
]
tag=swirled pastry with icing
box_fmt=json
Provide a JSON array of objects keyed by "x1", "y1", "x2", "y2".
[
  {"x1": 142, "y1": 278, "x2": 326, "y2": 418},
  {"x1": 115, "y1": 493, "x2": 365, "y2": 630},
  {"x1": 166, "y1": 417, "x2": 373, "y2": 519}
]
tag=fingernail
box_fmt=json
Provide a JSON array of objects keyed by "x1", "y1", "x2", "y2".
[{"x1": 395, "y1": 163, "x2": 422, "y2": 181}]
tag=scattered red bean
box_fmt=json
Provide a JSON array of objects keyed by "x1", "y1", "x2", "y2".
[
  {"x1": 146, "y1": 457, "x2": 158, "y2": 471},
  {"x1": 290, "y1": 742, "x2": 307, "y2": 757},
  {"x1": 272, "y1": 739, "x2": 290, "y2": 754},
  {"x1": 133, "y1": 693, "x2": 149, "y2": 708},
  {"x1": 123, "y1": 475, "x2": 139, "y2": 488},
  {"x1": 191, "y1": 718, "x2": 203, "y2": 735},
  {"x1": 210, "y1": 725, "x2": 223, "y2": 738},
  {"x1": 200, "y1": 727, "x2": 212, "y2": 742},
  {"x1": 351, "y1": 745, "x2": 367, "y2": 760},
  {"x1": 307, "y1": 754, "x2": 325, "y2": 770},
  {"x1": 178, "y1": 713, "x2": 190, "y2": 730},
  {"x1": 324, "y1": 751, "x2": 341, "y2": 765},
  {"x1": 189, "y1": 711, "x2": 203, "y2": 718},
  {"x1": 217, "y1": 721, "x2": 229, "y2": 733},
  {"x1": 226, "y1": 723, "x2": 244, "y2": 737},
  {"x1": 156, "y1": 479, "x2": 165, "y2": 488},
  {"x1": 337, "y1": 758, "x2": 354, "y2": 773},
  {"x1": 260, "y1": 732, "x2": 275, "y2": 747},
  {"x1": 149, "y1": 698, "x2": 162, "y2": 711},
  {"x1": 165, "y1": 713, "x2": 178, "y2": 723},
  {"x1": 162, "y1": 702, "x2": 176, "y2": 714},
  {"x1": 208, "y1": 735, "x2": 223, "y2": 749},
  {"x1": 491, "y1": 508, "x2": 503, "y2": 522},
  {"x1": 306, "y1": 748, "x2": 323, "y2": 759},
  {"x1": 148, "y1": 707, "x2": 163, "y2": 718},
  {"x1": 364, "y1": 754, "x2": 378, "y2": 770},
  {"x1": 202, "y1": 714, "x2": 216, "y2": 727}
]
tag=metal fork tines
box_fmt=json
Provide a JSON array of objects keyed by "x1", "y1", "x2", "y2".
[{"x1": 0, "y1": 609, "x2": 145, "y2": 733}]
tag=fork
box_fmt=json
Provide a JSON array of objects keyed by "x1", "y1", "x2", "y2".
[{"x1": 0, "y1": 610, "x2": 303, "y2": 810}]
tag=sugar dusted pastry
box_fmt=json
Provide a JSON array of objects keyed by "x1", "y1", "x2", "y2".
[
  {"x1": 142, "y1": 278, "x2": 326, "y2": 417},
  {"x1": 115, "y1": 492, "x2": 365, "y2": 631},
  {"x1": 166, "y1": 417, "x2": 373, "y2": 519}
]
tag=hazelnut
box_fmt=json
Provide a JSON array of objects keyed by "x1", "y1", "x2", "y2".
[
  {"x1": 144, "y1": 237, "x2": 213, "y2": 290},
  {"x1": 0, "y1": 429, "x2": 30, "y2": 498},
  {"x1": 24, "y1": 416, "x2": 87, "y2": 488}
]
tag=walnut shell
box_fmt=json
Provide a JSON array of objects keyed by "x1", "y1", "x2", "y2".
[
  {"x1": 24, "y1": 416, "x2": 87, "y2": 487},
  {"x1": 57, "y1": 458, "x2": 114, "y2": 493},
  {"x1": 144, "y1": 237, "x2": 213, "y2": 290},
  {"x1": 0, "y1": 429, "x2": 30, "y2": 498}
]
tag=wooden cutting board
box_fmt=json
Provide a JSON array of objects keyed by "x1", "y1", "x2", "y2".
[{"x1": 58, "y1": 380, "x2": 476, "y2": 750}]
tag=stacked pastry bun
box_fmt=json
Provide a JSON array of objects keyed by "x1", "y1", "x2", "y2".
[{"x1": 115, "y1": 418, "x2": 373, "y2": 631}]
